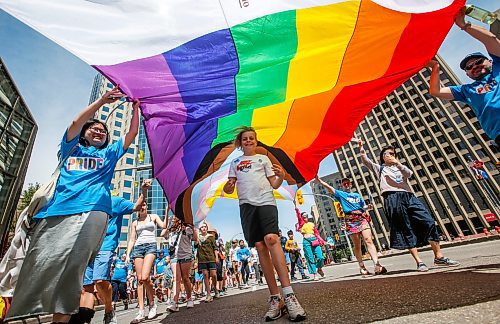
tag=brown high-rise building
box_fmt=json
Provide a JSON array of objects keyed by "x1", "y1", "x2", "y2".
[
  {"x1": 314, "y1": 55, "x2": 499, "y2": 249},
  {"x1": 0, "y1": 57, "x2": 37, "y2": 255}
]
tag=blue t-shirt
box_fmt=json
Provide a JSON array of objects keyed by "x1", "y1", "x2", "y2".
[
  {"x1": 100, "y1": 197, "x2": 135, "y2": 251},
  {"x1": 236, "y1": 247, "x2": 251, "y2": 261},
  {"x1": 155, "y1": 258, "x2": 167, "y2": 274},
  {"x1": 35, "y1": 131, "x2": 125, "y2": 219},
  {"x1": 334, "y1": 190, "x2": 365, "y2": 214},
  {"x1": 450, "y1": 53, "x2": 499, "y2": 140},
  {"x1": 111, "y1": 259, "x2": 131, "y2": 283}
]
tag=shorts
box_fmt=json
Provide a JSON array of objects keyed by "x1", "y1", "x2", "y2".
[
  {"x1": 198, "y1": 262, "x2": 217, "y2": 271},
  {"x1": 165, "y1": 277, "x2": 172, "y2": 289},
  {"x1": 131, "y1": 243, "x2": 156, "y2": 259},
  {"x1": 239, "y1": 204, "x2": 279, "y2": 247},
  {"x1": 171, "y1": 256, "x2": 193, "y2": 264},
  {"x1": 84, "y1": 250, "x2": 115, "y2": 285}
]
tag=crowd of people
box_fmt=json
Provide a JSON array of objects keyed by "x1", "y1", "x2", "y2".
[{"x1": 1, "y1": 6, "x2": 498, "y2": 324}]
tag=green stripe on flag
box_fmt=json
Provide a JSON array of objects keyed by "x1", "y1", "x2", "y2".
[{"x1": 212, "y1": 10, "x2": 298, "y2": 147}]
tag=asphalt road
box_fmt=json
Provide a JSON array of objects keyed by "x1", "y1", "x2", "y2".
[{"x1": 99, "y1": 239, "x2": 500, "y2": 323}]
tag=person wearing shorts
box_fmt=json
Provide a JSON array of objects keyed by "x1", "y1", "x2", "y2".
[
  {"x1": 196, "y1": 222, "x2": 218, "y2": 302},
  {"x1": 163, "y1": 216, "x2": 196, "y2": 312},
  {"x1": 223, "y1": 127, "x2": 306, "y2": 322}
]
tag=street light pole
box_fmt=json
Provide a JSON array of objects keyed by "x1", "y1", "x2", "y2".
[{"x1": 302, "y1": 193, "x2": 354, "y2": 259}]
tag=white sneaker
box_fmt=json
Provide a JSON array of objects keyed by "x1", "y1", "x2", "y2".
[
  {"x1": 147, "y1": 304, "x2": 157, "y2": 319},
  {"x1": 167, "y1": 301, "x2": 179, "y2": 312},
  {"x1": 264, "y1": 295, "x2": 285, "y2": 321},
  {"x1": 187, "y1": 299, "x2": 194, "y2": 308},
  {"x1": 244, "y1": 284, "x2": 250, "y2": 289},
  {"x1": 130, "y1": 310, "x2": 145, "y2": 324},
  {"x1": 214, "y1": 290, "x2": 220, "y2": 298},
  {"x1": 313, "y1": 275, "x2": 319, "y2": 281},
  {"x1": 284, "y1": 293, "x2": 306, "y2": 322}
]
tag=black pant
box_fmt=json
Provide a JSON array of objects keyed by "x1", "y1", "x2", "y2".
[
  {"x1": 240, "y1": 260, "x2": 250, "y2": 284},
  {"x1": 111, "y1": 280, "x2": 128, "y2": 302}
]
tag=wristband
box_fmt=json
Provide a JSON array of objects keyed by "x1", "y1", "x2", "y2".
[{"x1": 461, "y1": 22, "x2": 472, "y2": 31}]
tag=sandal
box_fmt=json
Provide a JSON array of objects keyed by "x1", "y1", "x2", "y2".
[
  {"x1": 374, "y1": 263, "x2": 387, "y2": 275},
  {"x1": 359, "y1": 263, "x2": 370, "y2": 275}
]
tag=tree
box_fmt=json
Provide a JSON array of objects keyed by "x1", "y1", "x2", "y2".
[{"x1": 17, "y1": 182, "x2": 41, "y2": 212}]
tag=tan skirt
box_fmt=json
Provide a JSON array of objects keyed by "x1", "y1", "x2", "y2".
[{"x1": 6, "y1": 211, "x2": 107, "y2": 321}]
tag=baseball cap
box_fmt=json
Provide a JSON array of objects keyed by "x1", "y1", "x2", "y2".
[{"x1": 459, "y1": 52, "x2": 488, "y2": 70}]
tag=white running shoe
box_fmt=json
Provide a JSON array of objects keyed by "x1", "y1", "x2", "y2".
[
  {"x1": 187, "y1": 299, "x2": 194, "y2": 308},
  {"x1": 167, "y1": 301, "x2": 179, "y2": 312},
  {"x1": 264, "y1": 295, "x2": 285, "y2": 322},
  {"x1": 284, "y1": 293, "x2": 306, "y2": 322},
  {"x1": 147, "y1": 303, "x2": 157, "y2": 319},
  {"x1": 130, "y1": 310, "x2": 145, "y2": 324}
]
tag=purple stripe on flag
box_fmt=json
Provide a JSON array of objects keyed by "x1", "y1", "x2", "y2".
[
  {"x1": 96, "y1": 55, "x2": 191, "y2": 201},
  {"x1": 163, "y1": 29, "x2": 239, "y2": 123}
]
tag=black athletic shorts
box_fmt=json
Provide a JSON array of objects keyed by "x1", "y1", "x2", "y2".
[{"x1": 239, "y1": 204, "x2": 279, "y2": 247}]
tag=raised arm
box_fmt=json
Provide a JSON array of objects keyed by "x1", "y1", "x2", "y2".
[
  {"x1": 358, "y1": 140, "x2": 381, "y2": 175},
  {"x1": 456, "y1": 9, "x2": 500, "y2": 57},
  {"x1": 67, "y1": 86, "x2": 124, "y2": 141},
  {"x1": 123, "y1": 99, "x2": 140, "y2": 150},
  {"x1": 315, "y1": 175, "x2": 335, "y2": 195},
  {"x1": 295, "y1": 207, "x2": 305, "y2": 231},
  {"x1": 428, "y1": 60, "x2": 455, "y2": 100},
  {"x1": 132, "y1": 179, "x2": 151, "y2": 212},
  {"x1": 153, "y1": 214, "x2": 166, "y2": 229}
]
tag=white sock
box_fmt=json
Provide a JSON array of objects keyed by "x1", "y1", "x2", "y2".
[{"x1": 282, "y1": 286, "x2": 294, "y2": 296}]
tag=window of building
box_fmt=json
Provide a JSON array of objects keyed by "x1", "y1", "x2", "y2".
[
  {"x1": 429, "y1": 192, "x2": 447, "y2": 219},
  {"x1": 100, "y1": 114, "x2": 106, "y2": 121},
  {"x1": 415, "y1": 120, "x2": 424, "y2": 128},
  {"x1": 461, "y1": 125, "x2": 472, "y2": 135},
  {"x1": 453, "y1": 186, "x2": 474, "y2": 213},
  {"x1": 410, "y1": 134, "x2": 419, "y2": 142},
  {"x1": 120, "y1": 233, "x2": 128, "y2": 241},
  {"x1": 116, "y1": 112, "x2": 123, "y2": 119},
  {"x1": 444, "y1": 146, "x2": 454, "y2": 155},
  {"x1": 114, "y1": 121, "x2": 122, "y2": 128},
  {"x1": 421, "y1": 129, "x2": 431, "y2": 138},
  {"x1": 450, "y1": 157, "x2": 461, "y2": 167},
  {"x1": 127, "y1": 147, "x2": 135, "y2": 154},
  {"x1": 453, "y1": 115, "x2": 465, "y2": 125},
  {"x1": 125, "y1": 169, "x2": 133, "y2": 176},
  {"x1": 435, "y1": 177, "x2": 444, "y2": 185},
  {"x1": 124, "y1": 180, "x2": 132, "y2": 188},
  {"x1": 126, "y1": 157, "x2": 134, "y2": 165},
  {"x1": 428, "y1": 165, "x2": 438, "y2": 173},
  {"x1": 466, "y1": 183, "x2": 489, "y2": 209},
  {"x1": 455, "y1": 142, "x2": 466, "y2": 151},
  {"x1": 410, "y1": 110, "x2": 418, "y2": 118},
  {"x1": 432, "y1": 151, "x2": 443, "y2": 159},
  {"x1": 123, "y1": 192, "x2": 131, "y2": 200},
  {"x1": 463, "y1": 107, "x2": 475, "y2": 118},
  {"x1": 416, "y1": 144, "x2": 425, "y2": 152},
  {"x1": 113, "y1": 130, "x2": 120, "y2": 137},
  {"x1": 446, "y1": 173, "x2": 457, "y2": 182},
  {"x1": 102, "y1": 106, "x2": 109, "y2": 112},
  {"x1": 417, "y1": 169, "x2": 426, "y2": 177}
]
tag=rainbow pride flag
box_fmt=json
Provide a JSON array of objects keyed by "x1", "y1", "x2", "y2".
[{"x1": 1, "y1": 0, "x2": 464, "y2": 223}]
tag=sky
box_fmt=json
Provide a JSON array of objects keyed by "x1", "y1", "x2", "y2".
[{"x1": 0, "y1": 0, "x2": 495, "y2": 242}]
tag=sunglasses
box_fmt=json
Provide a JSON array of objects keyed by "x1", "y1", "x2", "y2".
[
  {"x1": 89, "y1": 126, "x2": 107, "y2": 135},
  {"x1": 465, "y1": 58, "x2": 485, "y2": 71},
  {"x1": 383, "y1": 151, "x2": 395, "y2": 157}
]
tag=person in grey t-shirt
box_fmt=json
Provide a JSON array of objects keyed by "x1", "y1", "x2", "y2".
[{"x1": 359, "y1": 140, "x2": 459, "y2": 272}]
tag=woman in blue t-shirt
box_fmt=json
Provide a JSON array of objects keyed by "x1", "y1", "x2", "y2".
[
  {"x1": 7, "y1": 87, "x2": 140, "y2": 323},
  {"x1": 316, "y1": 176, "x2": 387, "y2": 276}
]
